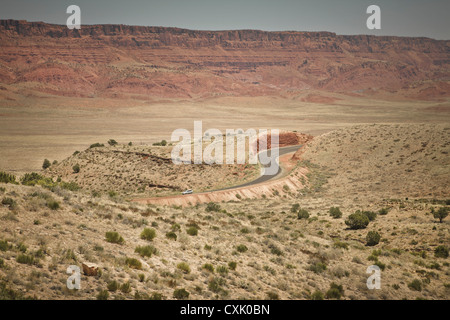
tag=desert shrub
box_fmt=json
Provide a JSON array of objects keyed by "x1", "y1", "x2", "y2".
[
  {"x1": 125, "y1": 258, "x2": 142, "y2": 270},
  {"x1": 105, "y1": 231, "x2": 124, "y2": 244},
  {"x1": 333, "y1": 241, "x2": 349, "y2": 250},
  {"x1": 309, "y1": 261, "x2": 327, "y2": 274},
  {"x1": 171, "y1": 223, "x2": 181, "y2": 232},
  {"x1": 325, "y1": 283, "x2": 344, "y2": 299},
  {"x1": 266, "y1": 291, "x2": 279, "y2": 300},
  {"x1": 166, "y1": 232, "x2": 177, "y2": 241},
  {"x1": 140, "y1": 228, "x2": 156, "y2": 241},
  {"x1": 202, "y1": 263, "x2": 214, "y2": 273},
  {"x1": 269, "y1": 244, "x2": 283, "y2": 256},
  {"x1": 374, "y1": 261, "x2": 386, "y2": 271},
  {"x1": 16, "y1": 254, "x2": 34, "y2": 265},
  {"x1": 186, "y1": 227, "x2": 198, "y2": 236},
  {"x1": 236, "y1": 244, "x2": 248, "y2": 253},
  {"x1": 206, "y1": 202, "x2": 221, "y2": 212},
  {"x1": 173, "y1": 288, "x2": 189, "y2": 300},
  {"x1": 2, "y1": 197, "x2": 16, "y2": 209},
  {"x1": 89, "y1": 143, "x2": 104, "y2": 149},
  {"x1": 310, "y1": 291, "x2": 324, "y2": 300},
  {"x1": 208, "y1": 277, "x2": 226, "y2": 293},
  {"x1": 177, "y1": 262, "x2": 191, "y2": 274},
  {"x1": 434, "y1": 245, "x2": 449, "y2": 258},
  {"x1": 290, "y1": 203, "x2": 300, "y2": 213},
  {"x1": 60, "y1": 181, "x2": 80, "y2": 191},
  {"x1": 329, "y1": 207, "x2": 342, "y2": 219},
  {"x1": 120, "y1": 282, "x2": 131, "y2": 294},
  {"x1": 228, "y1": 261, "x2": 237, "y2": 271},
  {"x1": 72, "y1": 164, "x2": 80, "y2": 174},
  {"x1": 345, "y1": 212, "x2": 370, "y2": 230},
  {"x1": 297, "y1": 208, "x2": 310, "y2": 220},
  {"x1": 0, "y1": 240, "x2": 11, "y2": 251},
  {"x1": 0, "y1": 171, "x2": 17, "y2": 184},
  {"x1": 107, "y1": 280, "x2": 119, "y2": 292},
  {"x1": 366, "y1": 231, "x2": 381, "y2": 246},
  {"x1": 361, "y1": 210, "x2": 377, "y2": 221},
  {"x1": 21, "y1": 172, "x2": 47, "y2": 186},
  {"x1": 408, "y1": 279, "x2": 422, "y2": 291},
  {"x1": 433, "y1": 207, "x2": 449, "y2": 223},
  {"x1": 46, "y1": 200, "x2": 60, "y2": 210},
  {"x1": 378, "y1": 208, "x2": 389, "y2": 215},
  {"x1": 153, "y1": 140, "x2": 167, "y2": 147},
  {"x1": 96, "y1": 290, "x2": 109, "y2": 300},
  {"x1": 235, "y1": 193, "x2": 242, "y2": 200},
  {"x1": 216, "y1": 265, "x2": 228, "y2": 275},
  {"x1": 107, "y1": 139, "x2": 118, "y2": 146},
  {"x1": 135, "y1": 245, "x2": 157, "y2": 258},
  {"x1": 42, "y1": 159, "x2": 51, "y2": 170}
]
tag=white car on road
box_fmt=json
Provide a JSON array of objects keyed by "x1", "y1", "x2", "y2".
[{"x1": 182, "y1": 189, "x2": 193, "y2": 195}]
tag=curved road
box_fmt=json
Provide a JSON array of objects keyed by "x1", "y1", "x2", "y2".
[{"x1": 210, "y1": 144, "x2": 302, "y2": 192}]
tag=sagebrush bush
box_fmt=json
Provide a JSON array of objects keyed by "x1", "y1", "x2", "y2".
[
  {"x1": 96, "y1": 290, "x2": 109, "y2": 300},
  {"x1": 177, "y1": 262, "x2": 191, "y2": 274},
  {"x1": 297, "y1": 209, "x2": 310, "y2": 220},
  {"x1": 345, "y1": 212, "x2": 370, "y2": 230},
  {"x1": 228, "y1": 261, "x2": 237, "y2": 271},
  {"x1": 140, "y1": 228, "x2": 156, "y2": 241},
  {"x1": 408, "y1": 279, "x2": 422, "y2": 291},
  {"x1": 236, "y1": 244, "x2": 248, "y2": 253},
  {"x1": 125, "y1": 258, "x2": 142, "y2": 270},
  {"x1": 173, "y1": 288, "x2": 189, "y2": 299},
  {"x1": 16, "y1": 254, "x2": 34, "y2": 265},
  {"x1": 186, "y1": 227, "x2": 198, "y2": 236},
  {"x1": 1, "y1": 197, "x2": 16, "y2": 209},
  {"x1": 46, "y1": 200, "x2": 60, "y2": 210},
  {"x1": 166, "y1": 232, "x2": 177, "y2": 241},
  {"x1": 135, "y1": 245, "x2": 157, "y2": 258},
  {"x1": 366, "y1": 231, "x2": 381, "y2": 246},
  {"x1": 72, "y1": 164, "x2": 80, "y2": 174},
  {"x1": 203, "y1": 263, "x2": 214, "y2": 273},
  {"x1": 310, "y1": 291, "x2": 324, "y2": 300},
  {"x1": 107, "y1": 280, "x2": 119, "y2": 292},
  {"x1": 325, "y1": 283, "x2": 344, "y2": 299},
  {"x1": 216, "y1": 265, "x2": 228, "y2": 275},
  {"x1": 206, "y1": 202, "x2": 221, "y2": 212},
  {"x1": 42, "y1": 159, "x2": 51, "y2": 170},
  {"x1": 329, "y1": 207, "x2": 342, "y2": 219},
  {"x1": 0, "y1": 171, "x2": 17, "y2": 184},
  {"x1": 120, "y1": 282, "x2": 131, "y2": 293},
  {"x1": 434, "y1": 245, "x2": 449, "y2": 258},
  {"x1": 105, "y1": 231, "x2": 124, "y2": 244}
]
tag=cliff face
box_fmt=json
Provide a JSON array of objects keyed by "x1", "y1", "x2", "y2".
[{"x1": 0, "y1": 19, "x2": 449, "y2": 99}]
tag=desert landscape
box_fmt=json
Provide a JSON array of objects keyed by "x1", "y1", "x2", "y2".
[{"x1": 0, "y1": 19, "x2": 449, "y2": 300}]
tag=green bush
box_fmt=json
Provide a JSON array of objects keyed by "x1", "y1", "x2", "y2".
[
  {"x1": 120, "y1": 282, "x2": 131, "y2": 294},
  {"x1": 16, "y1": 254, "x2": 34, "y2": 265},
  {"x1": 434, "y1": 245, "x2": 449, "y2": 258},
  {"x1": 177, "y1": 262, "x2": 191, "y2": 274},
  {"x1": 290, "y1": 203, "x2": 300, "y2": 213},
  {"x1": 216, "y1": 265, "x2": 228, "y2": 275},
  {"x1": 135, "y1": 245, "x2": 157, "y2": 258},
  {"x1": 361, "y1": 210, "x2": 377, "y2": 221},
  {"x1": 0, "y1": 171, "x2": 17, "y2": 184},
  {"x1": 433, "y1": 207, "x2": 449, "y2": 223},
  {"x1": 96, "y1": 290, "x2": 109, "y2": 300},
  {"x1": 89, "y1": 143, "x2": 104, "y2": 149},
  {"x1": 186, "y1": 227, "x2": 198, "y2": 236},
  {"x1": 378, "y1": 208, "x2": 389, "y2": 215},
  {"x1": 107, "y1": 280, "x2": 119, "y2": 292},
  {"x1": 42, "y1": 159, "x2": 51, "y2": 170},
  {"x1": 202, "y1": 263, "x2": 214, "y2": 273},
  {"x1": 309, "y1": 262, "x2": 327, "y2": 274},
  {"x1": 107, "y1": 139, "x2": 118, "y2": 146},
  {"x1": 208, "y1": 277, "x2": 226, "y2": 293},
  {"x1": 140, "y1": 228, "x2": 156, "y2": 241},
  {"x1": 228, "y1": 261, "x2": 237, "y2": 271},
  {"x1": 166, "y1": 232, "x2": 177, "y2": 241},
  {"x1": 72, "y1": 164, "x2": 80, "y2": 174},
  {"x1": 125, "y1": 258, "x2": 142, "y2": 270},
  {"x1": 329, "y1": 207, "x2": 342, "y2": 219},
  {"x1": 206, "y1": 202, "x2": 221, "y2": 212},
  {"x1": 333, "y1": 241, "x2": 349, "y2": 250},
  {"x1": 366, "y1": 231, "x2": 381, "y2": 246},
  {"x1": 236, "y1": 244, "x2": 248, "y2": 253},
  {"x1": 325, "y1": 283, "x2": 344, "y2": 299},
  {"x1": 2, "y1": 197, "x2": 16, "y2": 209},
  {"x1": 105, "y1": 231, "x2": 124, "y2": 244},
  {"x1": 297, "y1": 209, "x2": 310, "y2": 220},
  {"x1": 173, "y1": 288, "x2": 189, "y2": 300},
  {"x1": 266, "y1": 291, "x2": 279, "y2": 300},
  {"x1": 345, "y1": 212, "x2": 370, "y2": 230},
  {"x1": 46, "y1": 200, "x2": 60, "y2": 210},
  {"x1": 408, "y1": 279, "x2": 422, "y2": 291},
  {"x1": 310, "y1": 291, "x2": 324, "y2": 300},
  {"x1": 0, "y1": 240, "x2": 11, "y2": 251}
]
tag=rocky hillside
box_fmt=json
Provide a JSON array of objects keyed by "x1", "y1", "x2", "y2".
[{"x1": 0, "y1": 20, "x2": 449, "y2": 100}]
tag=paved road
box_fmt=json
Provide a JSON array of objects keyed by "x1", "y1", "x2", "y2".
[{"x1": 211, "y1": 144, "x2": 302, "y2": 192}]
